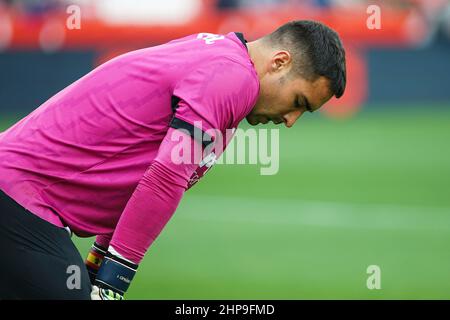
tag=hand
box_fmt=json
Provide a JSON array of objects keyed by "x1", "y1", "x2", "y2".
[{"x1": 90, "y1": 285, "x2": 124, "y2": 300}]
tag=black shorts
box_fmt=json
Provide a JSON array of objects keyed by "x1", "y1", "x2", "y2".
[{"x1": 0, "y1": 191, "x2": 91, "y2": 300}]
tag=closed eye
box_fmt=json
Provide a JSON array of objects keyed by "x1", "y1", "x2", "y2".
[
  {"x1": 294, "y1": 97, "x2": 312, "y2": 113},
  {"x1": 303, "y1": 96, "x2": 313, "y2": 113}
]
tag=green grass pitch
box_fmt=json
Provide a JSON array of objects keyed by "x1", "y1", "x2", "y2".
[{"x1": 2, "y1": 106, "x2": 450, "y2": 299}]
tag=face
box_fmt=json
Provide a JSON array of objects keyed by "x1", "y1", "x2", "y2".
[{"x1": 246, "y1": 51, "x2": 333, "y2": 127}]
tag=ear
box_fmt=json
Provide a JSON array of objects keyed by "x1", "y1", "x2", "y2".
[{"x1": 270, "y1": 51, "x2": 292, "y2": 73}]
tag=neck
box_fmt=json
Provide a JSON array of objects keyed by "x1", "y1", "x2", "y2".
[{"x1": 247, "y1": 39, "x2": 267, "y2": 80}]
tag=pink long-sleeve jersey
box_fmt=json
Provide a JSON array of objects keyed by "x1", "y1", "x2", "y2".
[{"x1": 0, "y1": 32, "x2": 260, "y2": 263}]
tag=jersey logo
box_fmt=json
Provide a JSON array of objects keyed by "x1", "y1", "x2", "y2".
[
  {"x1": 199, "y1": 152, "x2": 217, "y2": 168},
  {"x1": 197, "y1": 33, "x2": 225, "y2": 45},
  {"x1": 187, "y1": 152, "x2": 217, "y2": 189}
]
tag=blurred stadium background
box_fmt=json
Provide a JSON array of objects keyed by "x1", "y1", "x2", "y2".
[{"x1": 1, "y1": 0, "x2": 450, "y2": 299}]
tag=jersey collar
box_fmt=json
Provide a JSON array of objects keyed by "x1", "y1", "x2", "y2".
[{"x1": 234, "y1": 32, "x2": 248, "y2": 51}]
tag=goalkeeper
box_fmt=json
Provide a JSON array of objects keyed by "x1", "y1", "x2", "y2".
[{"x1": 0, "y1": 21, "x2": 346, "y2": 299}]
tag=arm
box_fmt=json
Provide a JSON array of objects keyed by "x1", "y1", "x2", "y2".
[
  {"x1": 91, "y1": 127, "x2": 203, "y2": 299},
  {"x1": 110, "y1": 126, "x2": 202, "y2": 264},
  {"x1": 90, "y1": 59, "x2": 258, "y2": 299}
]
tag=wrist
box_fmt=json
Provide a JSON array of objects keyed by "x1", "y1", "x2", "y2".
[
  {"x1": 94, "y1": 247, "x2": 138, "y2": 296},
  {"x1": 85, "y1": 242, "x2": 108, "y2": 284}
]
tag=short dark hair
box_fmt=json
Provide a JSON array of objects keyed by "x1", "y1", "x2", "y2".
[{"x1": 266, "y1": 20, "x2": 347, "y2": 98}]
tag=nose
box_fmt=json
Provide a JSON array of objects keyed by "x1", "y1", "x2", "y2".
[{"x1": 283, "y1": 110, "x2": 303, "y2": 128}]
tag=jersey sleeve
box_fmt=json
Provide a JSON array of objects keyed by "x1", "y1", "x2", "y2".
[
  {"x1": 95, "y1": 234, "x2": 112, "y2": 249},
  {"x1": 108, "y1": 127, "x2": 202, "y2": 264},
  {"x1": 172, "y1": 58, "x2": 259, "y2": 134},
  {"x1": 107, "y1": 58, "x2": 259, "y2": 264}
]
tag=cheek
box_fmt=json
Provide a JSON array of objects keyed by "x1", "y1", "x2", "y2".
[
  {"x1": 267, "y1": 82, "x2": 284, "y2": 106},
  {"x1": 272, "y1": 88, "x2": 291, "y2": 114},
  {"x1": 258, "y1": 88, "x2": 275, "y2": 112},
  {"x1": 259, "y1": 78, "x2": 290, "y2": 114}
]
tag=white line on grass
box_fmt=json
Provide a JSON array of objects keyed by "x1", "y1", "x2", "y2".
[{"x1": 178, "y1": 194, "x2": 450, "y2": 232}]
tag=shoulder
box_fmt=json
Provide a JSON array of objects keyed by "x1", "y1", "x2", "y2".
[{"x1": 175, "y1": 53, "x2": 259, "y2": 101}]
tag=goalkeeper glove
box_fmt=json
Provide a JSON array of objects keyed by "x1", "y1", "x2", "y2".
[
  {"x1": 90, "y1": 284, "x2": 124, "y2": 300},
  {"x1": 90, "y1": 248, "x2": 138, "y2": 300},
  {"x1": 85, "y1": 242, "x2": 107, "y2": 285}
]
